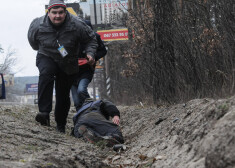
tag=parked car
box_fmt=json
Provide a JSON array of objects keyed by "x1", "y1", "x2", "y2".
[{"x1": 0, "y1": 73, "x2": 6, "y2": 99}]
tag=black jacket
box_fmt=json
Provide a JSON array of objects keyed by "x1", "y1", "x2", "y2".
[
  {"x1": 28, "y1": 11, "x2": 98, "y2": 75},
  {"x1": 76, "y1": 32, "x2": 107, "y2": 82},
  {"x1": 73, "y1": 99, "x2": 120, "y2": 124},
  {"x1": 94, "y1": 33, "x2": 107, "y2": 61}
]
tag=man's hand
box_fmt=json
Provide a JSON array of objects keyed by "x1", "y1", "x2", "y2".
[
  {"x1": 87, "y1": 55, "x2": 95, "y2": 65},
  {"x1": 112, "y1": 116, "x2": 120, "y2": 125}
]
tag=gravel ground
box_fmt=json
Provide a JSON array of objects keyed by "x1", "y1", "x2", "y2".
[{"x1": 0, "y1": 96, "x2": 234, "y2": 168}]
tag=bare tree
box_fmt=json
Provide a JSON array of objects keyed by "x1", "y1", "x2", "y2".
[
  {"x1": 0, "y1": 45, "x2": 3, "y2": 53},
  {"x1": 106, "y1": 0, "x2": 235, "y2": 105},
  {"x1": 0, "y1": 46, "x2": 18, "y2": 74}
]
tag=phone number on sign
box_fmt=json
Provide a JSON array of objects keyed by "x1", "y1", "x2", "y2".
[{"x1": 103, "y1": 32, "x2": 128, "y2": 38}]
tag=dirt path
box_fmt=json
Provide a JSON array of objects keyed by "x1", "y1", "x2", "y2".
[
  {"x1": 0, "y1": 96, "x2": 235, "y2": 168},
  {"x1": 0, "y1": 105, "x2": 110, "y2": 168}
]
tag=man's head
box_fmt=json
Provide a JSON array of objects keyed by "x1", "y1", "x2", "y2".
[{"x1": 48, "y1": 0, "x2": 67, "y2": 26}]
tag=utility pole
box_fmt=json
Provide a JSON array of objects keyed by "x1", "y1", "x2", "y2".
[
  {"x1": 92, "y1": 77, "x2": 96, "y2": 100},
  {"x1": 93, "y1": 0, "x2": 97, "y2": 27},
  {"x1": 92, "y1": 0, "x2": 97, "y2": 100}
]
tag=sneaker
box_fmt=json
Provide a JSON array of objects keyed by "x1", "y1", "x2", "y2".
[
  {"x1": 101, "y1": 136, "x2": 121, "y2": 147},
  {"x1": 56, "y1": 125, "x2": 65, "y2": 133},
  {"x1": 113, "y1": 144, "x2": 126, "y2": 152},
  {"x1": 78, "y1": 125, "x2": 101, "y2": 144},
  {"x1": 35, "y1": 112, "x2": 50, "y2": 126}
]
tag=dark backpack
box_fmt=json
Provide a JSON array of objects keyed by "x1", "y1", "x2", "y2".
[{"x1": 73, "y1": 100, "x2": 102, "y2": 124}]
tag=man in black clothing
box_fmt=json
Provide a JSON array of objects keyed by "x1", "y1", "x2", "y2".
[
  {"x1": 72, "y1": 98, "x2": 124, "y2": 146},
  {"x1": 28, "y1": 0, "x2": 97, "y2": 133},
  {"x1": 71, "y1": 20, "x2": 107, "y2": 111}
]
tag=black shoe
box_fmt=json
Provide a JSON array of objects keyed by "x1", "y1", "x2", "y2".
[
  {"x1": 56, "y1": 125, "x2": 65, "y2": 133},
  {"x1": 35, "y1": 112, "x2": 50, "y2": 126},
  {"x1": 113, "y1": 144, "x2": 127, "y2": 152},
  {"x1": 101, "y1": 136, "x2": 121, "y2": 147}
]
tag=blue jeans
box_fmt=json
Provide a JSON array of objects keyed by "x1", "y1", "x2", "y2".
[{"x1": 71, "y1": 78, "x2": 91, "y2": 111}]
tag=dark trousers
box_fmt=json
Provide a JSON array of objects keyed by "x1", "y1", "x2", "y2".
[{"x1": 36, "y1": 54, "x2": 77, "y2": 126}]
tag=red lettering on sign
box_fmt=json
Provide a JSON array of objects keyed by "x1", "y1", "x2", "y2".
[{"x1": 103, "y1": 2, "x2": 128, "y2": 8}]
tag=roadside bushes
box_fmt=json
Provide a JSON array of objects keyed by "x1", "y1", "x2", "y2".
[{"x1": 107, "y1": 0, "x2": 235, "y2": 105}]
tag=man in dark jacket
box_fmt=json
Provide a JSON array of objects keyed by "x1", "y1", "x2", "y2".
[
  {"x1": 28, "y1": 0, "x2": 97, "y2": 133},
  {"x1": 71, "y1": 20, "x2": 107, "y2": 111},
  {"x1": 72, "y1": 98, "x2": 124, "y2": 146}
]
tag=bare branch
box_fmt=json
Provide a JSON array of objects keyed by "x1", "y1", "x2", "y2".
[{"x1": 0, "y1": 46, "x2": 18, "y2": 74}]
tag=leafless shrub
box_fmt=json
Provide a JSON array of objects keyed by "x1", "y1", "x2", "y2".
[
  {"x1": 107, "y1": 0, "x2": 235, "y2": 105},
  {"x1": 0, "y1": 46, "x2": 18, "y2": 74}
]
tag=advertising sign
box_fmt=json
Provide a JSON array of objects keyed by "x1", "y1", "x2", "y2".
[
  {"x1": 102, "y1": 1, "x2": 128, "y2": 9},
  {"x1": 89, "y1": 0, "x2": 128, "y2": 9},
  {"x1": 97, "y1": 29, "x2": 128, "y2": 41},
  {"x1": 85, "y1": 0, "x2": 128, "y2": 26},
  {"x1": 26, "y1": 83, "x2": 38, "y2": 93}
]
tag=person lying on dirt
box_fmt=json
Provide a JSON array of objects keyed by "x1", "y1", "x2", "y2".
[{"x1": 72, "y1": 98, "x2": 124, "y2": 147}]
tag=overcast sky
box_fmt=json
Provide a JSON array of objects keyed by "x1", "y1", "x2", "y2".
[
  {"x1": 0, "y1": 0, "x2": 47, "y2": 77},
  {"x1": 0, "y1": 0, "x2": 90, "y2": 77}
]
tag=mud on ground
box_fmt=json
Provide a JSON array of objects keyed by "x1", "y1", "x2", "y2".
[{"x1": 0, "y1": 96, "x2": 235, "y2": 168}]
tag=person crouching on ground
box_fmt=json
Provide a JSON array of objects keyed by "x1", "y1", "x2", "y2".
[{"x1": 71, "y1": 20, "x2": 107, "y2": 111}]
